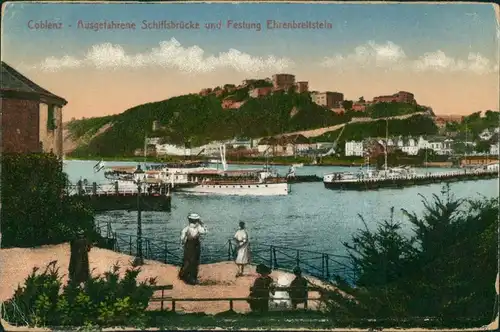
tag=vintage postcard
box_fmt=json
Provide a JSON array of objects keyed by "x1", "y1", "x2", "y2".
[{"x1": 0, "y1": 1, "x2": 499, "y2": 331}]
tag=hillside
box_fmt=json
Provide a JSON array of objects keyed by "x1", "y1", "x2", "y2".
[
  {"x1": 311, "y1": 114, "x2": 439, "y2": 143},
  {"x1": 66, "y1": 83, "x2": 431, "y2": 158},
  {"x1": 365, "y1": 102, "x2": 430, "y2": 118},
  {"x1": 68, "y1": 91, "x2": 352, "y2": 157}
]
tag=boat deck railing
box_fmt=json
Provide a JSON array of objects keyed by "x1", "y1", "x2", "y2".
[
  {"x1": 95, "y1": 222, "x2": 356, "y2": 284},
  {"x1": 326, "y1": 169, "x2": 498, "y2": 183},
  {"x1": 65, "y1": 181, "x2": 171, "y2": 196}
]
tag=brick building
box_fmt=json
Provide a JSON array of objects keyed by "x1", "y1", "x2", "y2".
[
  {"x1": 249, "y1": 87, "x2": 273, "y2": 98},
  {"x1": 272, "y1": 73, "x2": 296, "y2": 91},
  {"x1": 1, "y1": 61, "x2": 67, "y2": 157},
  {"x1": 312, "y1": 91, "x2": 344, "y2": 108},
  {"x1": 372, "y1": 91, "x2": 415, "y2": 104},
  {"x1": 295, "y1": 81, "x2": 309, "y2": 93},
  {"x1": 352, "y1": 103, "x2": 367, "y2": 112}
]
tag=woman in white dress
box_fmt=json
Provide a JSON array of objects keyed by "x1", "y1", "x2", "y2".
[{"x1": 233, "y1": 221, "x2": 250, "y2": 277}]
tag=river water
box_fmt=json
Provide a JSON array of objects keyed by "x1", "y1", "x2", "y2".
[{"x1": 63, "y1": 160, "x2": 498, "y2": 276}]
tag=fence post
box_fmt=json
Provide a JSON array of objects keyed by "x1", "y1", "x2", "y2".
[
  {"x1": 77, "y1": 180, "x2": 83, "y2": 195},
  {"x1": 164, "y1": 241, "x2": 168, "y2": 263},
  {"x1": 129, "y1": 235, "x2": 132, "y2": 255},
  {"x1": 269, "y1": 245, "x2": 273, "y2": 268},
  {"x1": 113, "y1": 232, "x2": 117, "y2": 251},
  {"x1": 227, "y1": 240, "x2": 232, "y2": 260},
  {"x1": 321, "y1": 254, "x2": 325, "y2": 279},
  {"x1": 272, "y1": 247, "x2": 278, "y2": 268},
  {"x1": 115, "y1": 181, "x2": 119, "y2": 195},
  {"x1": 92, "y1": 182, "x2": 97, "y2": 195},
  {"x1": 325, "y1": 254, "x2": 330, "y2": 279}
]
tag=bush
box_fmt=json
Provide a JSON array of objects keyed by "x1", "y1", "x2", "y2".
[
  {"x1": 1, "y1": 153, "x2": 98, "y2": 247},
  {"x1": 323, "y1": 186, "x2": 498, "y2": 322},
  {"x1": 3, "y1": 261, "x2": 157, "y2": 328}
]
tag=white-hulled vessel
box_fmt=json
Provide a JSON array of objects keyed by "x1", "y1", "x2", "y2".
[{"x1": 102, "y1": 145, "x2": 290, "y2": 196}]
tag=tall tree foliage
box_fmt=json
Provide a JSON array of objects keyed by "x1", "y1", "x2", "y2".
[
  {"x1": 326, "y1": 186, "x2": 498, "y2": 323},
  {"x1": 1, "y1": 153, "x2": 97, "y2": 248}
]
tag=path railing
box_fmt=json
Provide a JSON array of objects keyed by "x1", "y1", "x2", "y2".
[{"x1": 94, "y1": 222, "x2": 356, "y2": 284}]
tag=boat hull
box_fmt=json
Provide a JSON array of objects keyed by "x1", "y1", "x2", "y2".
[
  {"x1": 175, "y1": 182, "x2": 290, "y2": 196},
  {"x1": 324, "y1": 170, "x2": 499, "y2": 191}
]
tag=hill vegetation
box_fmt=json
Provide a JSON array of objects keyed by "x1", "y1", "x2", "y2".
[
  {"x1": 65, "y1": 115, "x2": 117, "y2": 141},
  {"x1": 68, "y1": 92, "x2": 351, "y2": 157},
  {"x1": 66, "y1": 83, "x2": 432, "y2": 158},
  {"x1": 311, "y1": 114, "x2": 439, "y2": 143},
  {"x1": 445, "y1": 110, "x2": 500, "y2": 138},
  {"x1": 365, "y1": 102, "x2": 429, "y2": 118}
]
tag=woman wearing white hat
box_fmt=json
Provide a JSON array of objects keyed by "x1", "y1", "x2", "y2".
[{"x1": 179, "y1": 213, "x2": 207, "y2": 285}]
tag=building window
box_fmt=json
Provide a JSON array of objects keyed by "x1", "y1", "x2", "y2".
[{"x1": 47, "y1": 105, "x2": 57, "y2": 130}]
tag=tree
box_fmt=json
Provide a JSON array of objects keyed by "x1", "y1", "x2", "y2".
[
  {"x1": 342, "y1": 100, "x2": 353, "y2": 111},
  {"x1": 452, "y1": 142, "x2": 473, "y2": 155},
  {"x1": 475, "y1": 140, "x2": 491, "y2": 153},
  {"x1": 1, "y1": 153, "x2": 98, "y2": 248},
  {"x1": 358, "y1": 96, "x2": 365, "y2": 103},
  {"x1": 417, "y1": 148, "x2": 436, "y2": 162},
  {"x1": 324, "y1": 186, "x2": 498, "y2": 322}
]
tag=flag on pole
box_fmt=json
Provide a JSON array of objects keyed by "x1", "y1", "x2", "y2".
[{"x1": 93, "y1": 160, "x2": 105, "y2": 173}]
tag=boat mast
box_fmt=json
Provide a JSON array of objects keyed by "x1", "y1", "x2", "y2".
[
  {"x1": 384, "y1": 118, "x2": 388, "y2": 172},
  {"x1": 144, "y1": 134, "x2": 147, "y2": 168},
  {"x1": 365, "y1": 137, "x2": 370, "y2": 172},
  {"x1": 220, "y1": 144, "x2": 228, "y2": 171},
  {"x1": 465, "y1": 121, "x2": 468, "y2": 166}
]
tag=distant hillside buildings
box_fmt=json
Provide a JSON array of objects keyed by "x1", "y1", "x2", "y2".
[
  {"x1": 272, "y1": 73, "x2": 296, "y2": 91},
  {"x1": 311, "y1": 91, "x2": 344, "y2": 108},
  {"x1": 372, "y1": 91, "x2": 416, "y2": 104},
  {"x1": 197, "y1": 73, "x2": 423, "y2": 116}
]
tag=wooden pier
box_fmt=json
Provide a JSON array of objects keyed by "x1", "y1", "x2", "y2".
[
  {"x1": 67, "y1": 181, "x2": 172, "y2": 212},
  {"x1": 324, "y1": 170, "x2": 498, "y2": 191},
  {"x1": 287, "y1": 175, "x2": 322, "y2": 183}
]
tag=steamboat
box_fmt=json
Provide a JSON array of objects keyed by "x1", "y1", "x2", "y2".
[{"x1": 102, "y1": 145, "x2": 290, "y2": 196}]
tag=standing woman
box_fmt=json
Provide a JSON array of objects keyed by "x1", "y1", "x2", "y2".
[
  {"x1": 179, "y1": 213, "x2": 207, "y2": 285},
  {"x1": 234, "y1": 221, "x2": 250, "y2": 277},
  {"x1": 68, "y1": 228, "x2": 92, "y2": 285}
]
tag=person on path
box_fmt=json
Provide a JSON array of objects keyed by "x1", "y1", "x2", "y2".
[
  {"x1": 270, "y1": 274, "x2": 293, "y2": 310},
  {"x1": 248, "y1": 264, "x2": 274, "y2": 313},
  {"x1": 233, "y1": 221, "x2": 250, "y2": 277},
  {"x1": 289, "y1": 266, "x2": 309, "y2": 309},
  {"x1": 179, "y1": 213, "x2": 207, "y2": 285},
  {"x1": 68, "y1": 228, "x2": 92, "y2": 285}
]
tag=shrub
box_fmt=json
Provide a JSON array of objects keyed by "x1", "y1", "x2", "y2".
[
  {"x1": 3, "y1": 262, "x2": 157, "y2": 328},
  {"x1": 323, "y1": 186, "x2": 498, "y2": 323},
  {"x1": 1, "y1": 153, "x2": 99, "y2": 247}
]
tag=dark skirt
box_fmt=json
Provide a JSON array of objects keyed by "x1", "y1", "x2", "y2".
[
  {"x1": 178, "y1": 238, "x2": 201, "y2": 284},
  {"x1": 68, "y1": 239, "x2": 90, "y2": 284}
]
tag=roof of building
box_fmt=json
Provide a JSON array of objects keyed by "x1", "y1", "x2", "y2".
[{"x1": 1, "y1": 61, "x2": 67, "y2": 106}]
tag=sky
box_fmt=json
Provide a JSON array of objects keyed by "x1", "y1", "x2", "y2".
[{"x1": 1, "y1": 2, "x2": 499, "y2": 120}]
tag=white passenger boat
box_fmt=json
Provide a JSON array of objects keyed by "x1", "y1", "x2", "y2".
[{"x1": 102, "y1": 145, "x2": 290, "y2": 196}]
